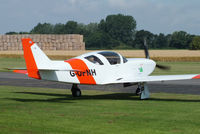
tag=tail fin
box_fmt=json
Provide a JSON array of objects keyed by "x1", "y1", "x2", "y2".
[{"x1": 22, "y1": 38, "x2": 51, "y2": 79}]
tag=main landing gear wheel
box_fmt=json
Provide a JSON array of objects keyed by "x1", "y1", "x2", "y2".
[
  {"x1": 71, "y1": 84, "x2": 82, "y2": 97},
  {"x1": 136, "y1": 83, "x2": 142, "y2": 96},
  {"x1": 135, "y1": 87, "x2": 141, "y2": 96}
]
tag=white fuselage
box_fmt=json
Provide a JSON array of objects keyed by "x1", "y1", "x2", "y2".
[{"x1": 39, "y1": 52, "x2": 156, "y2": 85}]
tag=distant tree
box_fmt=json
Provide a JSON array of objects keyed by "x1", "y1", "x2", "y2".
[
  {"x1": 76, "y1": 23, "x2": 91, "y2": 37},
  {"x1": 169, "y1": 31, "x2": 192, "y2": 49},
  {"x1": 99, "y1": 14, "x2": 136, "y2": 46},
  {"x1": 79, "y1": 23, "x2": 99, "y2": 43},
  {"x1": 19, "y1": 32, "x2": 29, "y2": 34},
  {"x1": 85, "y1": 23, "x2": 98, "y2": 33},
  {"x1": 165, "y1": 34, "x2": 172, "y2": 48},
  {"x1": 134, "y1": 30, "x2": 154, "y2": 49},
  {"x1": 189, "y1": 36, "x2": 200, "y2": 50},
  {"x1": 64, "y1": 21, "x2": 80, "y2": 34},
  {"x1": 53, "y1": 23, "x2": 65, "y2": 34},
  {"x1": 85, "y1": 31, "x2": 121, "y2": 49},
  {"x1": 154, "y1": 33, "x2": 168, "y2": 48},
  {"x1": 98, "y1": 20, "x2": 106, "y2": 32},
  {"x1": 6, "y1": 31, "x2": 18, "y2": 35},
  {"x1": 5, "y1": 31, "x2": 29, "y2": 35},
  {"x1": 30, "y1": 23, "x2": 54, "y2": 34}
]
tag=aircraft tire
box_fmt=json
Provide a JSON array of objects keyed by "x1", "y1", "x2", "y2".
[
  {"x1": 72, "y1": 88, "x2": 82, "y2": 97},
  {"x1": 136, "y1": 88, "x2": 141, "y2": 96}
]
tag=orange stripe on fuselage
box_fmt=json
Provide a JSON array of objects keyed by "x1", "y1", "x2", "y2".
[
  {"x1": 65, "y1": 59, "x2": 96, "y2": 85},
  {"x1": 22, "y1": 38, "x2": 41, "y2": 79}
]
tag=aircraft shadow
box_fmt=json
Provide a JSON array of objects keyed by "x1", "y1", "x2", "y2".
[{"x1": 4, "y1": 91, "x2": 200, "y2": 103}]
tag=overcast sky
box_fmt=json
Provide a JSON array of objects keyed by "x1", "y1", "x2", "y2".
[{"x1": 0, "y1": 0, "x2": 200, "y2": 35}]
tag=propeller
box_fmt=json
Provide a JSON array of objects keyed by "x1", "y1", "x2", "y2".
[
  {"x1": 143, "y1": 38, "x2": 150, "y2": 59},
  {"x1": 156, "y1": 64, "x2": 170, "y2": 70},
  {"x1": 143, "y1": 38, "x2": 170, "y2": 70}
]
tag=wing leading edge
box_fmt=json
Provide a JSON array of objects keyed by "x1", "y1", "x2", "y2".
[
  {"x1": 112, "y1": 74, "x2": 200, "y2": 84},
  {"x1": 133, "y1": 74, "x2": 200, "y2": 82}
]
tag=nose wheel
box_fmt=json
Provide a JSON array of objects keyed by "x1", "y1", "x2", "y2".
[{"x1": 71, "y1": 84, "x2": 82, "y2": 97}]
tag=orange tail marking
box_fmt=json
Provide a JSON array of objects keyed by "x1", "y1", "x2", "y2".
[
  {"x1": 22, "y1": 38, "x2": 41, "y2": 79},
  {"x1": 65, "y1": 59, "x2": 96, "y2": 85}
]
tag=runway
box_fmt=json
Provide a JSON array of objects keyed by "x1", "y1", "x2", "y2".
[{"x1": 1, "y1": 72, "x2": 200, "y2": 95}]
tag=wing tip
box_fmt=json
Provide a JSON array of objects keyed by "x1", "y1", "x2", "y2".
[{"x1": 192, "y1": 74, "x2": 200, "y2": 79}]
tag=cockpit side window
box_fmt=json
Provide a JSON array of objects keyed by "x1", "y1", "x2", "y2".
[
  {"x1": 122, "y1": 56, "x2": 128, "y2": 63},
  {"x1": 98, "y1": 52, "x2": 121, "y2": 65},
  {"x1": 85, "y1": 55, "x2": 104, "y2": 65}
]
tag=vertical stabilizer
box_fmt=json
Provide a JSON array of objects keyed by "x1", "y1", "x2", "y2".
[{"x1": 21, "y1": 38, "x2": 52, "y2": 79}]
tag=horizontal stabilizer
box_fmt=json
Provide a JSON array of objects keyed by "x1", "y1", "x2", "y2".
[
  {"x1": 12, "y1": 68, "x2": 80, "y2": 75},
  {"x1": 13, "y1": 70, "x2": 28, "y2": 74},
  {"x1": 4, "y1": 68, "x2": 26, "y2": 70}
]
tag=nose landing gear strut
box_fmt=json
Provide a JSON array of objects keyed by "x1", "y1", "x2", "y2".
[{"x1": 136, "y1": 83, "x2": 150, "y2": 100}]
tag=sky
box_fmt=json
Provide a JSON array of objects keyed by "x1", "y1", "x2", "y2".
[{"x1": 0, "y1": 0, "x2": 200, "y2": 35}]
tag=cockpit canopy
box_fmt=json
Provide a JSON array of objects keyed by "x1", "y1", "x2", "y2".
[
  {"x1": 84, "y1": 51, "x2": 127, "y2": 65},
  {"x1": 98, "y1": 51, "x2": 120, "y2": 65}
]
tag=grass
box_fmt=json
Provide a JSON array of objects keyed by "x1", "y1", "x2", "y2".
[
  {"x1": 0, "y1": 86, "x2": 200, "y2": 134},
  {"x1": 0, "y1": 57, "x2": 25, "y2": 71},
  {"x1": 1, "y1": 57, "x2": 200, "y2": 133}
]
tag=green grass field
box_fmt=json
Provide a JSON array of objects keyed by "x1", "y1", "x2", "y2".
[
  {"x1": 0, "y1": 86, "x2": 200, "y2": 134},
  {"x1": 1, "y1": 57, "x2": 200, "y2": 133},
  {"x1": 0, "y1": 57, "x2": 25, "y2": 72}
]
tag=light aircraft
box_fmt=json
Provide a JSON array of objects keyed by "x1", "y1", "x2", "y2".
[{"x1": 13, "y1": 38, "x2": 200, "y2": 99}]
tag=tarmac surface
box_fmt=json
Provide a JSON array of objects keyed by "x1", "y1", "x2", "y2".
[{"x1": 1, "y1": 72, "x2": 200, "y2": 95}]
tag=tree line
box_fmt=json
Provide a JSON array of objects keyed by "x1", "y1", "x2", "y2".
[{"x1": 6, "y1": 14, "x2": 200, "y2": 50}]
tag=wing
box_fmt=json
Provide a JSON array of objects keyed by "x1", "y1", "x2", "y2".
[
  {"x1": 112, "y1": 74, "x2": 200, "y2": 84},
  {"x1": 133, "y1": 74, "x2": 200, "y2": 82}
]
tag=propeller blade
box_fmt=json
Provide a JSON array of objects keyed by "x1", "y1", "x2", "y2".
[
  {"x1": 143, "y1": 38, "x2": 169, "y2": 70},
  {"x1": 143, "y1": 38, "x2": 150, "y2": 59},
  {"x1": 156, "y1": 64, "x2": 171, "y2": 70}
]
